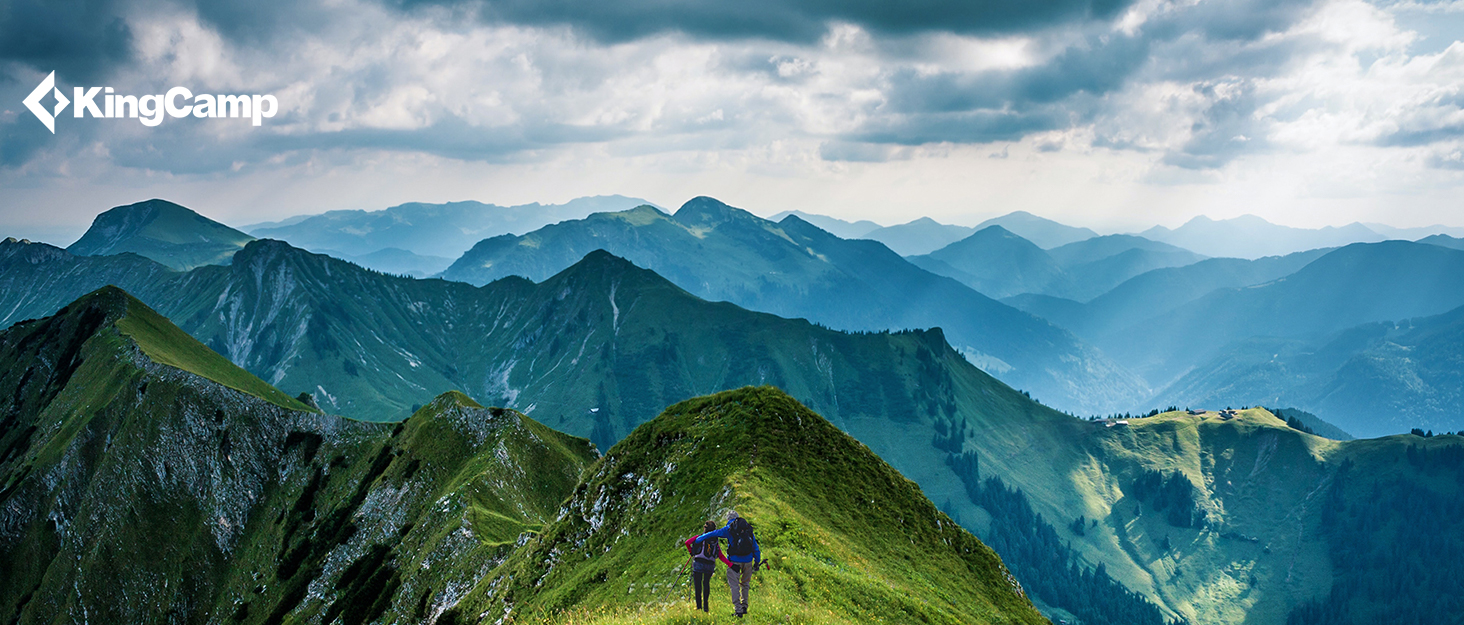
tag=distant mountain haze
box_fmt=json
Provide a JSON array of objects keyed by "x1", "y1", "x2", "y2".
[
  {"x1": 439, "y1": 197, "x2": 1148, "y2": 413},
  {"x1": 861, "y1": 217, "x2": 977, "y2": 255},
  {"x1": 1149, "y1": 303, "x2": 1464, "y2": 437},
  {"x1": 248, "y1": 195, "x2": 653, "y2": 258},
  {"x1": 1007, "y1": 249, "x2": 1331, "y2": 339},
  {"x1": 766, "y1": 209, "x2": 882, "y2": 239},
  {"x1": 1139, "y1": 214, "x2": 1387, "y2": 259},
  {"x1": 909, "y1": 225, "x2": 1075, "y2": 299},
  {"x1": 66, "y1": 198, "x2": 254, "y2": 271},
  {"x1": 1362, "y1": 222, "x2": 1464, "y2": 240},
  {"x1": 1103, "y1": 241, "x2": 1464, "y2": 390},
  {"x1": 317, "y1": 247, "x2": 454, "y2": 277},
  {"x1": 912, "y1": 228, "x2": 1205, "y2": 302},
  {"x1": 1419, "y1": 233, "x2": 1464, "y2": 250},
  {"x1": 973, "y1": 210, "x2": 1100, "y2": 249}
]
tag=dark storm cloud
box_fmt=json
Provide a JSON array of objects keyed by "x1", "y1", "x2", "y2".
[
  {"x1": 849, "y1": 109, "x2": 1067, "y2": 147},
  {"x1": 0, "y1": 0, "x2": 133, "y2": 82},
  {"x1": 395, "y1": 0, "x2": 1139, "y2": 43},
  {"x1": 1142, "y1": 0, "x2": 1317, "y2": 43},
  {"x1": 828, "y1": 0, "x2": 1331, "y2": 166},
  {"x1": 92, "y1": 114, "x2": 626, "y2": 175},
  {"x1": 189, "y1": 0, "x2": 338, "y2": 44}
]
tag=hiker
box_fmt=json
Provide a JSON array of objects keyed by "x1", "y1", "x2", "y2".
[
  {"x1": 693, "y1": 510, "x2": 762, "y2": 617},
  {"x1": 684, "y1": 520, "x2": 735, "y2": 613}
]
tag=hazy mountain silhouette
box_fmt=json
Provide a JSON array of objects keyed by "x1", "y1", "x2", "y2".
[{"x1": 1139, "y1": 214, "x2": 1385, "y2": 259}]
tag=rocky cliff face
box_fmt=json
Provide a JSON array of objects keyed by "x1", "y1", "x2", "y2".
[{"x1": 0, "y1": 288, "x2": 595, "y2": 625}]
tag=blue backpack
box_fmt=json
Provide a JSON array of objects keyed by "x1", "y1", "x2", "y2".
[{"x1": 727, "y1": 518, "x2": 755, "y2": 557}]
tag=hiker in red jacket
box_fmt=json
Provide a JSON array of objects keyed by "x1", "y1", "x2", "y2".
[
  {"x1": 684, "y1": 520, "x2": 735, "y2": 612},
  {"x1": 692, "y1": 510, "x2": 762, "y2": 617}
]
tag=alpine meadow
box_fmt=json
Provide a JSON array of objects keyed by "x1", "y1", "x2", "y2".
[{"x1": 4, "y1": 0, "x2": 1464, "y2": 623}]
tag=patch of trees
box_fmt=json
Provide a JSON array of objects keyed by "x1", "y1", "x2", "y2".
[
  {"x1": 1410, "y1": 428, "x2": 1464, "y2": 438},
  {"x1": 1404, "y1": 442, "x2": 1464, "y2": 479},
  {"x1": 946, "y1": 451, "x2": 1180, "y2": 625},
  {"x1": 932, "y1": 416, "x2": 967, "y2": 453},
  {"x1": 1284, "y1": 416, "x2": 1315, "y2": 436},
  {"x1": 1130, "y1": 470, "x2": 1206, "y2": 529},
  {"x1": 1287, "y1": 459, "x2": 1464, "y2": 625}
]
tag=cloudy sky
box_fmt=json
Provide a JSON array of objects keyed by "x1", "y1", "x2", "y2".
[{"x1": 1, "y1": 0, "x2": 1462, "y2": 243}]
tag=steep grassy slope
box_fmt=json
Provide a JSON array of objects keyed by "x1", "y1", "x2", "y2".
[
  {"x1": 439, "y1": 197, "x2": 1145, "y2": 414},
  {"x1": 958, "y1": 404, "x2": 1464, "y2": 625},
  {"x1": 67, "y1": 199, "x2": 253, "y2": 270},
  {"x1": 0, "y1": 289, "x2": 596, "y2": 625},
  {"x1": 457, "y1": 387, "x2": 1048, "y2": 625}
]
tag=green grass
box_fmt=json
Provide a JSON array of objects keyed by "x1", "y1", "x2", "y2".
[
  {"x1": 110, "y1": 288, "x2": 315, "y2": 412},
  {"x1": 462, "y1": 387, "x2": 1046, "y2": 625}
]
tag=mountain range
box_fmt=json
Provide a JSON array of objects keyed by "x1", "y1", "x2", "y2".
[
  {"x1": 247, "y1": 195, "x2": 652, "y2": 259},
  {"x1": 911, "y1": 227, "x2": 1206, "y2": 301},
  {"x1": 766, "y1": 209, "x2": 1101, "y2": 253},
  {"x1": 1138, "y1": 215, "x2": 1385, "y2": 259},
  {"x1": 11, "y1": 285, "x2": 1464, "y2": 625},
  {"x1": 0, "y1": 289, "x2": 1051, "y2": 624},
  {"x1": 1149, "y1": 302, "x2": 1464, "y2": 438},
  {"x1": 437, "y1": 197, "x2": 1146, "y2": 413},
  {"x1": 1102, "y1": 241, "x2": 1464, "y2": 387}
]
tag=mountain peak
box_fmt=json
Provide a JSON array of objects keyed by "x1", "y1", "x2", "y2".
[
  {"x1": 67, "y1": 199, "x2": 253, "y2": 271},
  {"x1": 672, "y1": 196, "x2": 757, "y2": 229}
]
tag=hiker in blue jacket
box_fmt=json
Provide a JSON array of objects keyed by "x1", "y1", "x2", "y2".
[{"x1": 693, "y1": 510, "x2": 762, "y2": 617}]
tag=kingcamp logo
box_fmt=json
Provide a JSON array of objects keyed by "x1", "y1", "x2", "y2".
[{"x1": 22, "y1": 71, "x2": 278, "y2": 134}]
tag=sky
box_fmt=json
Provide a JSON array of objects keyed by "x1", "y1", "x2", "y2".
[{"x1": 1, "y1": 0, "x2": 1462, "y2": 244}]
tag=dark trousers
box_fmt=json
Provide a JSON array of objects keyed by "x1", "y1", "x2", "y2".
[{"x1": 692, "y1": 570, "x2": 712, "y2": 611}]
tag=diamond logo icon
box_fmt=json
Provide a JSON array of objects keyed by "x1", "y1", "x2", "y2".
[{"x1": 22, "y1": 71, "x2": 68, "y2": 134}]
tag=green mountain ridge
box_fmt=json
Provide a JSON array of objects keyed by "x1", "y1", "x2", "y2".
[
  {"x1": 456, "y1": 386, "x2": 1049, "y2": 624},
  {"x1": 67, "y1": 199, "x2": 254, "y2": 270},
  {"x1": 437, "y1": 196, "x2": 1146, "y2": 414},
  {"x1": 5, "y1": 273, "x2": 1462, "y2": 624},
  {"x1": 0, "y1": 290, "x2": 597, "y2": 624},
  {"x1": 0, "y1": 262, "x2": 1165, "y2": 623}
]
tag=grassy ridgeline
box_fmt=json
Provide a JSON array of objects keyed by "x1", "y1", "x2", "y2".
[
  {"x1": 463, "y1": 387, "x2": 1047, "y2": 625},
  {"x1": 112, "y1": 287, "x2": 316, "y2": 412}
]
